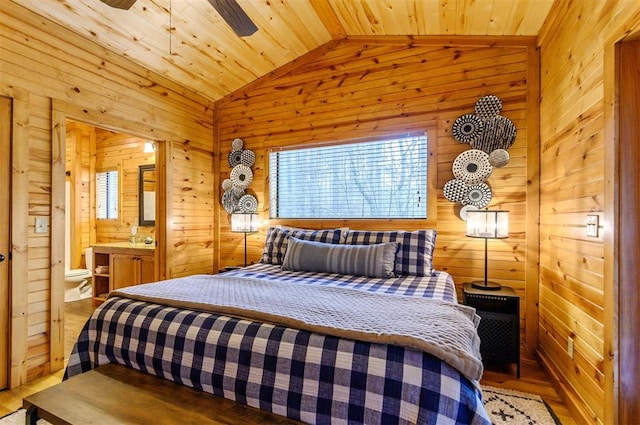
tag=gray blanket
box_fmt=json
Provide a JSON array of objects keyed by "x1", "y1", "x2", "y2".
[{"x1": 110, "y1": 274, "x2": 484, "y2": 381}]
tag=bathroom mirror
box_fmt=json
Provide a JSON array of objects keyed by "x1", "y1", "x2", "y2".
[{"x1": 138, "y1": 164, "x2": 156, "y2": 226}]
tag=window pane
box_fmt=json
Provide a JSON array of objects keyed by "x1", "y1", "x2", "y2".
[
  {"x1": 96, "y1": 170, "x2": 118, "y2": 219},
  {"x1": 270, "y1": 134, "x2": 427, "y2": 219}
]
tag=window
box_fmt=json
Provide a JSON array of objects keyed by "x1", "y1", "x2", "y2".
[
  {"x1": 270, "y1": 133, "x2": 428, "y2": 219},
  {"x1": 96, "y1": 170, "x2": 118, "y2": 219}
]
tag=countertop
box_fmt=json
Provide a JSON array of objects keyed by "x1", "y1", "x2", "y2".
[{"x1": 91, "y1": 241, "x2": 155, "y2": 251}]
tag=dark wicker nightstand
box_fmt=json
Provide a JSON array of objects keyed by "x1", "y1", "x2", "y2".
[
  {"x1": 218, "y1": 266, "x2": 242, "y2": 273},
  {"x1": 463, "y1": 283, "x2": 520, "y2": 378}
]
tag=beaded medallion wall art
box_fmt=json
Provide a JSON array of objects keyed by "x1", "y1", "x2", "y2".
[
  {"x1": 222, "y1": 138, "x2": 258, "y2": 214},
  {"x1": 444, "y1": 95, "x2": 517, "y2": 219}
]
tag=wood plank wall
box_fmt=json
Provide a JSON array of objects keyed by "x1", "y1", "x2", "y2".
[
  {"x1": 215, "y1": 36, "x2": 539, "y2": 346},
  {"x1": 94, "y1": 128, "x2": 156, "y2": 243},
  {"x1": 169, "y1": 146, "x2": 216, "y2": 277},
  {"x1": 537, "y1": 1, "x2": 640, "y2": 424},
  {"x1": 65, "y1": 122, "x2": 95, "y2": 269},
  {"x1": 0, "y1": 2, "x2": 214, "y2": 386},
  {"x1": 22, "y1": 93, "x2": 54, "y2": 382}
]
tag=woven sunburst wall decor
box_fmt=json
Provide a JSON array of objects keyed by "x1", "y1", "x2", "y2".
[
  {"x1": 221, "y1": 138, "x2": 258, "y2": 214},
  {"x1": 444, "y1": 95, "x2": 517, "y2": 220}
]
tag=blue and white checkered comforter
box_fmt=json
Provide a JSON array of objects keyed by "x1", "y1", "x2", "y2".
[{"x1": 65, "y1": 265, "x2": 490, "y2": 424}]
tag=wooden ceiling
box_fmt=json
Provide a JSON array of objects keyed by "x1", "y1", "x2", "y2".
[{"x1": 12, "y1": 0, "x2": 554, "y2": 102}]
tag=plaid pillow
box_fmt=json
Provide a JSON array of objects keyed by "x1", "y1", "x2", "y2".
[
  {"x1": 276, "y1": 225, "x2": 350, "y2": 244},
  {"x1": 344, "y1": 229, "x2": 437, "y2": 276},
  {"x1": 260, "y1": 227, "x2": 343, "y2": 265}
]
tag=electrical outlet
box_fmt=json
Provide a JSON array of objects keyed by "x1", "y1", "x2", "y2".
[
  {"x1": 567, "y1": 336, "x2": 574, "y2": 359},
  {"x1": 35, "y1": 217, "x2": 49, "y2": 234}
]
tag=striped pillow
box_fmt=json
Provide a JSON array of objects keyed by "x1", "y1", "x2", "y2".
[
  {"x1": 281, "y1": 237, "x2": 399, "y2": 278},
  {"x1": 260, "y1": 227, "x2": 343, "y2": 265},
  {"x1": 344, "y1": 229, "x2": 437, "y2": 276}
]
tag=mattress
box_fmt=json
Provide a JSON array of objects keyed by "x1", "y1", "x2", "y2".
[
  {"x1": 65, "y1": 265, "x2": 490, "y2": 424},
  {"x1": 224, "y1": 263, "x2": 458, "y2": 302}
]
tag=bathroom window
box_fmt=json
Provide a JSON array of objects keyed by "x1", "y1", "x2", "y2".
[{"x1": 96, "y1": 170, "x2": 118, "y2": 219}]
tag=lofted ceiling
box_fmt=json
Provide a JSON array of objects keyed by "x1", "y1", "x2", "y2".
[{"x1": 13, "y1": 0, "x2": 555, "y2": 103}]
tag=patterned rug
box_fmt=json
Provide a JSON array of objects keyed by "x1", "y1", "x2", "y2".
[
  {"x1": 0, "y1": 409, "x2": 48, "y2": 424},
  {"x1": 482, "y1": 385, "x2": 562, "y2": 425}
]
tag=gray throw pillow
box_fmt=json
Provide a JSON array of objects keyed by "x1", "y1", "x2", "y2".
[{"x1": 282, "y1": 237, "x2": 399, "y2": 278}]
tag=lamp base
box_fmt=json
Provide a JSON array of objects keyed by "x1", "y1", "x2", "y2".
[{"x1": 471, "y1": 280, "x2": 502, "y2": 291}]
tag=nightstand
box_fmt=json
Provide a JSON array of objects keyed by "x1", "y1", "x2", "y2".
[
  {"x1": 463, "y1": 283, "x2": 520, "y2": 378},
  {"x1": 218, "y1": 266, "x2": 242, "y2": 273}
]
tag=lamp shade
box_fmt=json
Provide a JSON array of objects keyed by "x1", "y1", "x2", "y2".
[
  {"x1": 466, "y1": 210, "x2": 509, "y2": 239},
  {"x1": 231, "y1": 213, "x2": 259, "y2": 233}
]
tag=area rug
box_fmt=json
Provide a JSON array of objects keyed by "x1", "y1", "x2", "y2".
[
  {"x1": 0, "y1": 409, "x2": 48, "y2": 424},
  {"x1": 482, "y1": 385, "x2": 562, "y2": 425}
]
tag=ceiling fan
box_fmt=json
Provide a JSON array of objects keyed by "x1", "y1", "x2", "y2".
[{"x1": 99, "y1": 0, "x2": 258, "y2": 37}]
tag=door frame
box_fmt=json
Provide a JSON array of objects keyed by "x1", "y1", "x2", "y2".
[
  {"x1": 49, "y1": 102, "x2": 169, "y2": 372},
  {"x1": 604, "y1": 29, "x2": 640, "y2": 424},
  {"x1": 612, "y1": 37, "x2": 640, "y2": 425},
  {"x1": 0, "y1": 96, "x2": 12, "y2": 390}
]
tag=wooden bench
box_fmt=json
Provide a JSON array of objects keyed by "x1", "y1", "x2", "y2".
[{"x1": 23, "y1": 363, "x2": 301, "y2": 424}]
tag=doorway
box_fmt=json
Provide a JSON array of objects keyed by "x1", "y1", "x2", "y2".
[
  {"x1": 63, "y1": 121, "x2": 158, "y2": 359},
  {"x1": 0, "y1": 97, "x2": 11, "y2": 390}
]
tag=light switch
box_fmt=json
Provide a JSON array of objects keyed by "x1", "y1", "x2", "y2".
[
  {"x1": 35, "y1": 217, "x2": 48, "y2": 234},
  {"x1": 586, "y1": 215, "x2": 599, "y2": 237}
]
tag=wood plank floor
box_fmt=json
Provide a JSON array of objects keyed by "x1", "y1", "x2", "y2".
[
  {"x1": 480, "y1": 350, "x2": 577, "y2": 425},
  {"x1": 0, "y1": 299, "x2": 577, "y2": 424}
]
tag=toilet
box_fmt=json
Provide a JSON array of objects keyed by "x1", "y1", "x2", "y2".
[{"x1": 64, "y1": 247, "x2": 93, "y2": 302}]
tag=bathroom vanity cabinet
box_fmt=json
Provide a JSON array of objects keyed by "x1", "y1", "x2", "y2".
[{"x1": 92, "y1": 243, "x2": 156, "y2": 306}]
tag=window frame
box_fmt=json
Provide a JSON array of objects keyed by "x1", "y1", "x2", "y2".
[
  {"x1": 95, "y1": 168, "x2": 120, "y2": 221},
  {"x1": 265, "y1": 129, "x2": 437, "y2": 225}
]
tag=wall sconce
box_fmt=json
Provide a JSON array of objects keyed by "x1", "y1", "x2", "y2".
[{"x1": 143, "y1": 141, "x2": 156, "y2": 153}]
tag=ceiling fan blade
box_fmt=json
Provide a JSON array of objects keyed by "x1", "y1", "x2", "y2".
[
  {"x1": 208, "y1": 0, "x2": 258, "y2": 37},
  {"x1": 99, "y1": 0, "x2": 137, "y2": 10}
]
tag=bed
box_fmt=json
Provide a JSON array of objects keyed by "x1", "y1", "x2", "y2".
[{"x1": 65, "y1": 228, "x2": 491, "y2": 424}]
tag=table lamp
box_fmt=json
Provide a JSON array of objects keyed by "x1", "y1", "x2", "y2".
[
  {"x1": 231, "y1": 213, "x2": 259, "y2": 267},
  {"x1": 466, "y1": 209, "x2": 509, "y2": 290}
]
